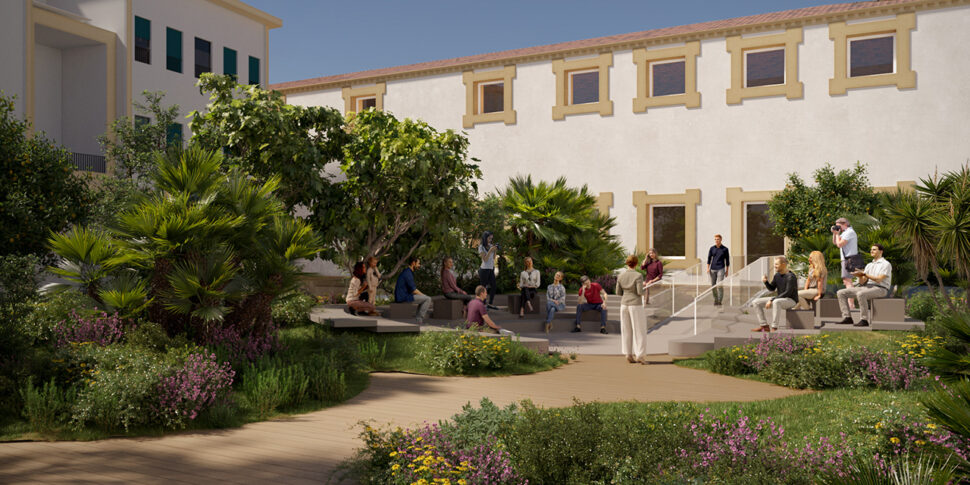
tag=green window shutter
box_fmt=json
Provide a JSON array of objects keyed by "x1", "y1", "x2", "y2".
[
  {"x1": 166, "y1": 27, "x2": 182, "y2": 73},
  {"x1": 166, "y1": 123, "x2": 183, "y2": 146},
  {"x1": 134, "y1": 16, "x2": 150, "y2": 63},
  {"x1": 224, "y1": 47, "x2": 237, "y2": 80},
  {"x1": 248, "y1": 56, "x2": 260, "y2": 86}
]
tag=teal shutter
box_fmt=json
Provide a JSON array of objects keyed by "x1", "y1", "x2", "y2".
[
  {"x1": 166, "y1": 28, "x2": 182, "y2": 73},
  {"x1": 248, "y1": 56, "x2": 260, "y2": 86},
  {"x1": 224, "y1": 47, "x2": 237, "y2": 80}
]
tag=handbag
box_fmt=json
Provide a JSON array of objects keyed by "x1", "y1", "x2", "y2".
[{"x1": 845, "y1": 253, "x2": 865, "y2": 272}]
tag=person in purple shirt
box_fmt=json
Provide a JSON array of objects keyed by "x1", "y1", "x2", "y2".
[
  {"x1": 640, "y1": 248, "x2": 663, "y2": 305},
  {"x1": 466, "y1": 285, "x2": 502, "y2": 333},
  {"x1": 707, "y1": 234, "x2": 730, "y2": 306}
]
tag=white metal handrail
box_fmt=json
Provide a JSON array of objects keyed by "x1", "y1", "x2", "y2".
[{"x1": 666, "y1": 256, "x2": 781, "y2": 335}]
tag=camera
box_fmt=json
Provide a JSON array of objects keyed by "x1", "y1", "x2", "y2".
[{"x1": 831, "y1": 225, "x2": 841, "y2": 232}]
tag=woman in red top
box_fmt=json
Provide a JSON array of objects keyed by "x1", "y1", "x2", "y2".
[{"x1": 641, "y1": 248, "x2": 663, "y2": 304}]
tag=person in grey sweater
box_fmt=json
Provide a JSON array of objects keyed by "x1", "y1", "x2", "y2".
[
  {"x1": 751, "y1": 256, "x2": 799, "y2": 332},
  {"x1": 616, "y1": 255, "x2": 648, "y2": 363}
]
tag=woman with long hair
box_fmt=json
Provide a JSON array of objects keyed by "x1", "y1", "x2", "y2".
[
  {"x1": 517, "y1": 256, "x2": 540, "y2": 318},
  {"x1": 796, "y1": 250, "x2": 828, "y2": 309},
  {"x1": 365, "y1": 256, "x2": 381, "y2": 304},
  {"x1": 641, "y1": 248, "x2": 663, "y2": 305},
  {"x1": 347, "y1": 261, "x2": 378, "y2": 315},
  {"x1": 543, "y1": 271, "x2": 566, "y2": 333}
]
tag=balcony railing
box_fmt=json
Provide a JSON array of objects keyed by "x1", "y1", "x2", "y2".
[{"x1": 71, "y1": 152, "x2": 106, "y2": 173}]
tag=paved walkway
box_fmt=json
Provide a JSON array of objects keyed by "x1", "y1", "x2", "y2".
[{"x1": 0, "y1": 355, "x2": 807, "y2": 484}]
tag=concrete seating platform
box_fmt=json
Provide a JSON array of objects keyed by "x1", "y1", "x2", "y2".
[
  {"x1": 386, "y1": 302, "x2": 429, "y2": 319},
  {"x1": 786, "y1": 309, "x2": 816, "y2": 329},
  {"x1": 433, "y1": 296, "x2": 465, "y2": 320},
  {"x1": 507, "y1": 293, "x2": 540, "y2": 315}
]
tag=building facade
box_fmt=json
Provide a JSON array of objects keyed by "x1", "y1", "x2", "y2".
[
  {"x1": 0, "y1": 0, "x2": 279, "y2": 172},
  {"x1": 273, "y1": 0, "x2": 970, "y2": 271}
]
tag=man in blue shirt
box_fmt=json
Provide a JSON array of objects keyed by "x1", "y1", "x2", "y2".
[
  {"x1": 707, "y1": 234, "x2": 730, "y2": 306},
  {"x1": 394, "y1": 257, "x2": 431, "y2": 324}
]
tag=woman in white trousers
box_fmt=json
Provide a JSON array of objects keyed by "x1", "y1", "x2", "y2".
[{"x1": 615, "y1": 254, "x2": 648, "y2": 364}]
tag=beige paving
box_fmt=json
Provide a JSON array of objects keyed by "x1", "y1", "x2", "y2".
[{"x1": 0, "y1": 355, "x2": 807, "y2": 484}]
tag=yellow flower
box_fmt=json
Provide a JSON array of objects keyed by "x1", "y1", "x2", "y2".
[
  {"x1": 875, "y1": 422, "x2": 883, "y2": 429},
  {"x1": 389, "y1": 451, "x2": 398, "y2": 457},
  {"x1": 391, "y1": 464, "x2": 400, "y2": 470},
  {"x1": 916, "y1": 440, "x2": 926, "y2": 446},
  {"x1": 927, "y1": 423, "x2": 937, "y2": 430},
  {"x1": 890, "y1": 437, "x2": 900, "y2": 444}
]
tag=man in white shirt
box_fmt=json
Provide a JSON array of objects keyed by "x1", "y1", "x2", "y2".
[
  {"x1": 835, "y1": 244, "x2": 892, "y2": 327},
  {"x1": 832, "y1": 217, "x2": 859, "y2": 309}
]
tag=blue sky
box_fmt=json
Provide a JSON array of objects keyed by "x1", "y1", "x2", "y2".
[{"x1": 245, "y1": 0, "x2": 848, "y2": 85}]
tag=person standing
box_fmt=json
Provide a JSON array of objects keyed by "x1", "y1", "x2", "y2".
[
  {"x1": 750, "y1": 256, "x2": 799, "y2": 332},
  {"x1": 832, "y1": 217, "x2": 859, "y2": 309},
  {"x1": 477, "y1": 231, "x2": 499, "y2": 309},
  {"x1": 365, "y1": 256, "x2": 381, "y2": 305},
  {"x1": 616, "y1": 255, "x2": 647, "y2": 364},
  {"x1": 641, "y1": 248, "x2": 663, "y2": 305},
  {"x1": 544, "y1": 271, "x2": 566, "y2": 333},
  {"x1": 836, "y1": 244, "x2": 892, "y2": 327},
  {"x1": 571, "y1": 275, "x2": 609, "y2": 334},
  {"x1": 394, "y1": 257, "x2": 431, "y2": 324},
  {"x1": 441, "y1": 257, "x2": 474, "y2": 303},
  {"x1": 517, "y1": 256, "x2": 540, "y2": 318},
  {"x1": 707, "y1": 234, "x2": 730, "y2": 306}
]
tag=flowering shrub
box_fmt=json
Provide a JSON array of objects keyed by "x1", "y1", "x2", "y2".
[
  {"x1": 155, "y1": 352, "x2": 234, "y2": 429},
  {"x1": 357, "y1": 422, "x2": 526, "y2": 485},
  {"x1": 270, "y1": 290, "x2": 317, "y2": 327},
  {"x1": 678, "y1": 410, "x2": 852, "y2": 482},
  {"x1": 872, "y1": 411, "x2": 970, "y2": 464},
  {"x1": 705, "y1": 334, "x2": 931, "y2": 390},
  {"x1": 204, "y1": 323, "x2": 279, "y2": 365},
  {"x1": 593, "y1": 274, "x2": 617, "y2": 295},
  {"x1": 416, "y1": 331, "x2": 512, "y2": 374},
  {"x1": 53, "y1": 311, "x2": 130, "y2": 348}
]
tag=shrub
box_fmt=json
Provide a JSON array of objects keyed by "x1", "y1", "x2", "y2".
[
  {"x1": 240, "y1": 358, "x2": 309, "y2": 418},
  {"x1": 358, "y1": 336, "x2": 388, "y2": 370},
  {"x1": 155, "y1": 352, "x2": 234, "y2": 429},
  {"x1": 705, "y1": 346, "x2": 753, "y2": 376},
  {"x1": 20, "y1": 290, "x2": 95, "y2": 344},
  {"x1": 270, "y1": 290, "x2": 317, "y2": 327},
  {"x1": 439, "y1": 398, "x2": 518, "y2": 450},
  {"x1": 416, "y1": 331, "x2": 512, "y2": 374},
  {"x1": 593, "y1": 273, "x2": 617, "y2": 294},
  {"x1": 204, "y1": 322, "x2": 279, "y2": 367},
  {"x1": 305, "y1": 355, "x2": 346, "y2": 402},
  {"x1": 52, "y1": 311, "x2": 130, "y2": 348},
  {"x1": 908, "y1": 290, "x2": 939, "y2": 322},
  {"x1": 19, "y1": 377, "x2": 76, "y2": 433},
  {"x1": 125, "y1": 321, "x2": 171, "y2": 351}
]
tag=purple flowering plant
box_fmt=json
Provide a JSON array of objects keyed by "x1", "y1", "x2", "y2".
[
  {"x1": 52, "y1": 311, "x2": 131, "y2": 348},
  {"x1": 155, "y1": 352, "x2": 235, "y2": 429}
]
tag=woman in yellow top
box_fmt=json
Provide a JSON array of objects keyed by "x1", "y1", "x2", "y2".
[{"x1": 796, "y1": 251, "x2": 827, "y2": 309}]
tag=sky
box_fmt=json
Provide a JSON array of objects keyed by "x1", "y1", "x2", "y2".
[{"x1": 245, "y1": 0, "x2": 851, "y2": 85}]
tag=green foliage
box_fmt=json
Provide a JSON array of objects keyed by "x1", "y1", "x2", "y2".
[
  {"x1": 270, "y1": 290, "x2": 317, "y2": 327},
  {"x1": 0, "y1": 254, "x2": 40, "y2": 353},
  {"x1": 124, "y1": 321, "x2": 171, "y2": 351},
  {"x1": 767, "y1": 162, "x2": 879, "y2": 240},
  {"x1": 190, "y1": 74, "x2": 349, "y2": 213},
  {"x1": 0, "y1": 94, "x2": 93, "y2": 258},
  {"x1": 817, "y1": 453, "x2": 959, "y2": 485},
  {"x1": 921, "y1": 311, "x2": 970, "y2": 381},
  {"x1": 46, "y1": 146, "x2": 321, "y2": 342},
  {"x1": 498, "y1": 176, "x2": 625, "y2": 282},
  {"x1": 19, "y1": 289, "x2": 95, "y2": 344},
  {"x1": 240, "y1": 358, "x2": 310, "y2": 418},
  {"x1": 304, "y1": 355, "x2": 347, "y2": 402},
  {"x1": 439, "y1": 397, "x2": 518, "y2": 449},
  {"x1": 416, "y1": 331, "x2": 514, "y2": 374},
  {"x1": 358, "y1": 336, "x2": 388, "y2": 370},
  {"x1": 19, "y1": 377, "x2": 76, "y2": 433},
  {"x1": 332, "y1": 109, "x2": 482, "y2": 280}
]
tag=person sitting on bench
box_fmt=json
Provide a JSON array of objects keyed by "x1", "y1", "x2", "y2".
[
  {"x1": 751, "y1": 256, "x2": 798, "y2": 332},
  {"x1": 836, "y1": 244, "x2": 892, "y2": 327},
  {"x1": 346, "y1": 262, "x2": 378, "y2": 316},
  {"x1": 394, "y1": 257, "x2": 431, "y2": 324},
  {"x1": 441, "y1": 257, "x2": 474, "y2": 303},
  {"x1": 571, "y1": 275, "x2": 609, "y2": 334}
]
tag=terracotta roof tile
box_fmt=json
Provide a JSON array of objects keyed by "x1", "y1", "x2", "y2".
[{"x1": 270, "y1": 0, "x2": 925, "y2": 92}]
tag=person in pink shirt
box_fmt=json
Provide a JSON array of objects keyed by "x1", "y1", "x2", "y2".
[
  {"x1": 571, "y1": 275, "x2": 609, "y2": 334},
  {"x1": 441, "y1": 257, "x2": 474, "y2": 303}
]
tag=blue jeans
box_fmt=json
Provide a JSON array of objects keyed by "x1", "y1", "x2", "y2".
[
  {"x1": 575, "y1": 303, "x2": 607, "y2": 327},
  {"x1": 545, "y1": 300, "x2": 565, "y2": 323}
]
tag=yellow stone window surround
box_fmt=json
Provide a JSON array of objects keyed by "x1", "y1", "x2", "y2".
[
  {"x1": 828, "y1": 13, "x2": 916, "y2": 95},
  {"x1": 462, "y1": 65, "x2": 517, "y2": 128},
  {"x1": 632, "y1": 189, "x2": 701, "y2": 269},
  {"x1": 726, "y1": 28, "x2": 803, "y2": 105},
  {"x1": 342, "y1": 82, "x2": 385, "y2": 114},
  {"x1": 632, "y1": 41, "x2": 701, "y2": 113},
  {"x1": 552, "y1": 53, "x2": 613, "y2": 120}
]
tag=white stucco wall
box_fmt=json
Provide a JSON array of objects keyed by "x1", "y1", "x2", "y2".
[
  {"x1": 33, "y1": 43, "x2": 62, "y2": 142},
  {"x1": 287, "y1": 6, "x2": 970, "y2": 265},
  {"x1": 0, "y1": 1, "x2": 27, "y2": 117},
  {"x1": 61, "y1": 44, "x2": 107, "y2": 154},
  {"x1": 131, "y1": 0, "x2": 267, "y2": 131}
]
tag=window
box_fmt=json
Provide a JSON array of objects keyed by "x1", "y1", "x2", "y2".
[
  {"x1": 633, "y1": 41, "x2": 700, "y2": 113},
  {"x1": 134, "y1": 16, "x2": 150, "y2": 64},
  {"x1": 166, "y1": 122, "x2": 183, "y2": 146},
  {"x1": 652, "y1": 60, "x2": 685, "y2": 96},
  {"x1": 829, "y1": 14, "x2": 914, "y2": 95},
  {"x1": 356, "y1": 96, "x2": 377, "y2": 111},
  {"x1": 194, "y1": 37, "x2": 211, "y2": 78},
  {"x1": 342, "y1": 83, "x2": 385, "y2": 114},
  {"x1": 166, "y1": 27, "x2": 182, "y2": 73},
  {"x1": 552, "y1": 53, "x2": 613, "y2": 120},
  {"x1": 462, "y1": 65, "x2": 516, "y2": 128},
  {"x1": 223, "y1": 47, "x2": 237, "y2": 80},
  {"x1": 745, "y1": 203, "x2": 784, "y2": 264},
  {"x1": 652, "y1": 206, "x2": 686, "y2": 258},
  {"x1": 745, "y1": 48, "x2": 785, "y2": 87},
  {"x1": 849, "y1": 34, "x2": 894, "y2": 77},
  {"x1": 248, "y1": 56, "x2": 260, "y2": 86},
  {"x1": 633, "y1": 189, "x2": 701, "y2": 269},
  {"x1": 726, "y1": 28, "x2": 802, "y2": 104},
  {"x1": 134, "y1": 115, "x2": 150, "y2": 127},
  {"x1": 569, "y1": 70, "x2": 599, "y2": 105}
]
